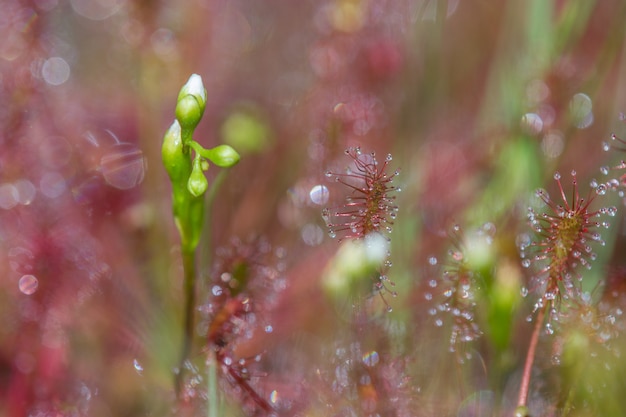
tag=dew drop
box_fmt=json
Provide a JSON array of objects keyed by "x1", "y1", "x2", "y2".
[
  {"x1": 14, "y1": 180, "x2": 36, "y2": 205},
  {"x1": 265, "y1": 325, "x2": 273, "y2": 333},
  {"x1": 428, "y1": 256, "x2": 438, "y2": 265},
  {"x1": 328, "y1": 230, "x2": 336, "y2": 238},
  {"x1": 553, "y1": 172, "x2": 561, "y2": 180},
  {"x1": 40, "y1": 172, "x2": 66, "y2": 198},
  {"x1": 435, "y1": 318, "x2": 443, "y2": 327},
  {"x1": 133, "y1": 359, "x2": 144, "y2": 375},
  {"x1": 521, "y1": 259, "x2": 531, "y2": 268},
  {"x1": 0, "y1": 183, "x2": 18, "y2": 210},
  {"x1": 301, "y1": 223, "x2": 324, "y2": 246},
  {"x1": 521, "y1": 112, "x2": 544, "y2": 135},
  {"x1": 269, "y1": 390, "x2": 278, "y2": 404},
  {"x1": 362, "y1": 350, "x2": 379, "y2": 367},
  {"x1": 309, "y1": 184, "x2": 329, "y2": 205},
  {"x1": 595, "y1": 183, "x2": 608, "y2": 195},
  {"x1": 516, "y1": 233, "x2": 531, "y2": 250},
  {"x1": 520, "y1": 287, "x2": 529, "y2": 297},
  {"x1": 602, "y1": 141, "x2": 611, "y2": 151},
  {"x1": 18, "y1": 275, "x2": 38, "y2": 295},
  {"x1": 325, "y1": 171, "x2": 333, "y2": 177},
  {"x1": 569, "y1": 93, "x2": 594, "y2": 127},
  {"x1": 42, "y1": 57, "x2": 70, "y2": 86},
  {"x1": 600, "y1": 166, "x2": 610, "y2": 175}
]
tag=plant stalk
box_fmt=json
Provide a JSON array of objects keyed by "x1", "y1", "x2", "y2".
[
  {"x1": 207, "y1": 350, "x2": 219, "y2": 417},
  {"x1": 176, "y1": 249, "x2": 197, "y2": 396},
  {"x1": 517, "y1": 304, "x2": 547, "y2": 411}
]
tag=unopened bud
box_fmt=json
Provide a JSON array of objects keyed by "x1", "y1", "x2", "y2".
[
  {"x1": 187, "y1": 157, "x2": 208, "y2": 197},
  {"x1": 205, "y1": 144, "x2": 240, "y2": 168},
  {"x1": 162, "y1": 121, "x2": 190, "y2": 182},
  {"x1": 176, "y1": 74, "x2": 207, "y2": 133}
]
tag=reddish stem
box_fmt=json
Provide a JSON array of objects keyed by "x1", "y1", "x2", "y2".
[
  {"x1": 217, "y1": 351, "x2": 274, "y2": 414},
  {"x1": 517, "y1": 304, "x2": 547, "y2": 410}
]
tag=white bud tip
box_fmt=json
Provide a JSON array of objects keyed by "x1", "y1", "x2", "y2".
[{"x1": 185, "y1": 74, "x2": 206, "y2": 101}]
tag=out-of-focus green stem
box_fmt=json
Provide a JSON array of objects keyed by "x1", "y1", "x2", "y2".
[
  {"x1": 207, "y1": 350, "x2": 219, "y2": 417},
  {"x1": 198, "y1": 170, "x2": 230, "y2": 416}
]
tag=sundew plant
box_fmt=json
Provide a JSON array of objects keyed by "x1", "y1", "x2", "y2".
[{"x1": 4, "y1": 1, "x2": 626, "y2": 417}]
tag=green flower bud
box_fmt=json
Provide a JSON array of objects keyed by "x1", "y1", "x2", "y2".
[
  {"x1": 162, "y1": 121, "x2": 191, "y2": 182},
  {"x1": 176, "y1": 74, "x2": 207, "y2": 133},
  {"x1": 176, "y1": 95, "x2": 204, "y2": 133},
  {"x1": 177, "y1": 74, "x2": 207, "y2": 110},
  {"x1": 204, "y1": 144, "x2": 240, "y2": 168},
  {"x1": 187, "y1": 157, "x2": 208, "y2": 197}
]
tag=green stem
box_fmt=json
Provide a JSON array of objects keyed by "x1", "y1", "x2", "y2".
[
  {"x1": 201, "y1": 170, "x2": 229, "y2": 415},
  {"x1": 207, "y1": 350, "x2": 219, "y2": 417},
  {"x1": 189, "y1": 140, "x2": 208, "y2": 158},
  {"x1": 176, "y1": 248, "x2": 197, "y2": 396}
]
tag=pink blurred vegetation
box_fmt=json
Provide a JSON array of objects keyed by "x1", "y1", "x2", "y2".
[{"x1": 3, "y1": 1, "x2": 626, "y2": 416}]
